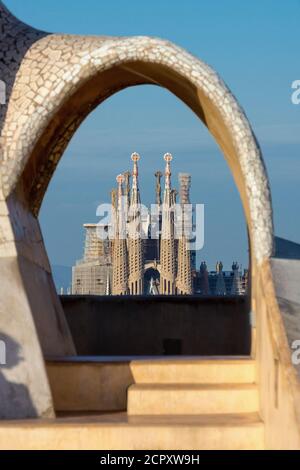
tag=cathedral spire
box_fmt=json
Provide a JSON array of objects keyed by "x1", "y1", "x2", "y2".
[
  {"x1": 160, "y1": 153, "x2": 176, "y2": 295},
  {"x1": 111, "y1": 188, "x2": 117, "y2": 210},
  {"x1": 164, "y1": 153, "x2": 172, "y2": 193},
  {"x1": 112, "y1": 174, "x2": 129, "y2": 295},
  {"x1": 130, "y1": 152, "x2": 141, "y2": 205},
  {"x1": 128, "y1": 153, "x2": 144, "y2": 295},
  {"x1": 176, "y1": 173, "x2": 193, "y2": 295},
  {"x1": 154, "y1": 171, "x2": 163, "y2": 259},
  {"x1": 155, "y1": 171, "x2": 162, "y2": 207},
  {"x1": 123, "y1": 171, "x2": 131, "y2": 209}
]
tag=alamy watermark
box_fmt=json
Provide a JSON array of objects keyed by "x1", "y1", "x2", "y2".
[
  {"x1": 0, "y1": 79, "x2": 6, "y2": 105},
  {"x1": 291, "y1": 340, "x2": 300, "y2": 365},
  {"x1": 96, "y1": 201, "x2": 205, "y2": 250},
  {"x1": 0, "y1": 340, "x2": 6, "y2": 366},
  {"x1": 291, "y1": 80, "x2": 300, "y2": 105}
]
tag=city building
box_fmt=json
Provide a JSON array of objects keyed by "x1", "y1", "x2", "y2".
[
  {"x1": 71, "y1": 153, "x2": 248, "y2": 297},
  {"x1": 72, "y1": 224, "x2": 112, "y2": 295},
  {"x1": 195, "y1": 261, "x2": 248, "y2": 296},
  {"x1": 72, "y1": 153, "x2": 194, "y2": 295}
]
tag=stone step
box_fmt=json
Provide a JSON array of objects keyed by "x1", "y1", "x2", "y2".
[
  {"x1": 0, "y1": 412, "x2": 264, "y2": 450},
  {"x1": 128, "y1": 383, "x2": 259, "y2": 415},
  {"x1": 129, "y1": 357, "x2": 256, "y2": 384},
  {"x1": 46, "y1": 357, "x2": 256, "y2": 412}
]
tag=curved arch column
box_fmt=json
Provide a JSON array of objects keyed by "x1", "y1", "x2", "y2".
[{"x1": 0, "y1": 2, "x2": 275, "y2": 421}]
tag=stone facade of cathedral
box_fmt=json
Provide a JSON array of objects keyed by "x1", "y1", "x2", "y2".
[{"x1": 72, "y1": 153, "x2": 195, "y2": 295}]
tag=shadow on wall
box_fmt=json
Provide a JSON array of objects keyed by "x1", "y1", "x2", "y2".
[{"x1": 0, "y1": 332, "x2": 38, "y2": 420}]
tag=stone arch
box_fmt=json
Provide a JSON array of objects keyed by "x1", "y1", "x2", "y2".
[
  {"x1": 2, "y1": 33, "x2": 273, "y2": 265},
  {"x1": 0, "y1": 3, "x2": 276, "y2": 420},
  {"x1": 144, "y1": 262, "x2": 161, "y2": 274},
  {"x1": 144, "y1": 266, "x2": 161, "y2": 295}
]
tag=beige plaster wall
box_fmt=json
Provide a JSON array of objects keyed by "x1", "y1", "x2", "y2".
[{"x1": 255, "y1": 260, "x2": 300, "y2": 449}]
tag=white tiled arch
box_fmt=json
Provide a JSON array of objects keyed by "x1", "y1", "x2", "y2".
[
  {"x1": 0, "y1": 4, "x2": 273, "y2": 265},
  {"x1": 0, "y1": 0, "x2": 277, "y2": 422}
]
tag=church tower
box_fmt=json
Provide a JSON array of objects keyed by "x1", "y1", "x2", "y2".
[
  {"x1": 112, "y1": 174, "x2": 129, "y2": 295},
  {"x1": 176, "y1": 173, "x2": 193, "y2": 295},
  {"x1": 160, "y1": 153, "x2": 176, "y2": 295},
  {"x1": 128, "y1": 153, "x2": 144, "y2": 295},
  {"x1": 215, "y1": 261, "x2": 226, "y2": 296},
  {"x1": 199, "y1": 261, "x2": 210, "y2": 295},
  {"x1": 231, "y1": 262, "x2": 242, "y2": 295}
]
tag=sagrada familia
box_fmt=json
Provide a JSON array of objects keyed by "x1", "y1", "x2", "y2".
[
  {"x1": 72, "y1": 153, "x2": 195, "y2": 296},
  {"x1": 113, "y1": 152, "x2": 193, "y2": 296}
]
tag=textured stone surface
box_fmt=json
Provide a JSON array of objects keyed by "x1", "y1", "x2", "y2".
[
  {"x1": 0, "y1": 0, "x2": 275, "y2": 424},
  {"x1": 0, "y1": 411, "x2": 265, "y2": 450},
  {"x1": 0, "y1": 2, "x2": 273, "y2": 263},
  {"x1": 0, "y1": 257, "x2": 54, "y2": 419}
]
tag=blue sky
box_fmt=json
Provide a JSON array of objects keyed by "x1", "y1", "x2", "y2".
[{"x1": 4, "y1": 0, "x2": 300, "y2": 270}]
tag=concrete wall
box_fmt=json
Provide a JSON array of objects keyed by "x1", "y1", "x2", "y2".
[
  {"x1": 255, "y1": 260, "x2": 300, "y2": 449},
  {"x1": 60, "y1": 295, "x2": 250, "y2": 356}
]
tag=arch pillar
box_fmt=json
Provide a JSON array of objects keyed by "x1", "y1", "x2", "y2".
[{"x1": 0, "y1": 2, "x2": 274, "y2": 420}]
